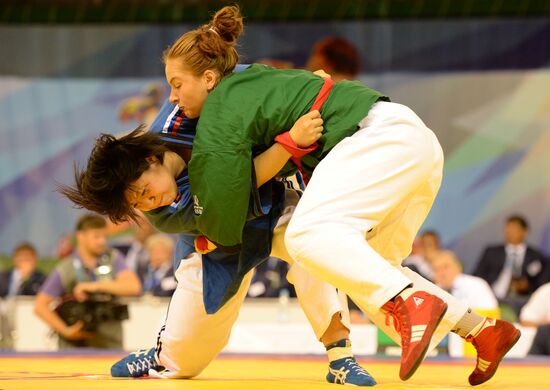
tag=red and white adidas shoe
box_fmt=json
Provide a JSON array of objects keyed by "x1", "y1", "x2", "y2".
[
  {"x1": 382, "y1": 291, "x2": 448, "y2": 381},
  {"x1": 466, "y1": 318, "x2": 521, "y2": 386}
]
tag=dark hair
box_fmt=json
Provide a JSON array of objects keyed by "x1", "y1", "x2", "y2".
[
  {"x1": 76, "y1": 213, "x2": 107, "y2": 231},
  {"x1": 507, "y1": 215, "x2": 529, "y2": 230},
  {"x1": 163, "y1": 5, "x2": 243, "y2": 78},
  {"x1": 59, "y1": 127, "x2": 169, "y2": 224},
  {"x1": 13, "y1": 242, "x2": 37, "y2": 256},
  {"x1": 421, "y1": 230, "x2": 440, "y2": 240},
  {"x1": 313, "y1": 36, "x2": 360, "y2": 77}
]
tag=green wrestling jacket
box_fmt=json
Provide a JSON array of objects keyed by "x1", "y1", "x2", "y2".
[{"x1": 189, "y1": 64, "x2": 387, "y2": 247}]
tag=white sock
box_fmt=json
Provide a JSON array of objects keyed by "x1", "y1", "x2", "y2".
[
  {"x1": 326, "y1": 339, "x2": 353, "y2": 362},
  {"x1": 467, "y1": 317, "x2": 496, "y2": 339},
  {"x1": 397, "y1": 286, "x2": 414, "y2": 300},
  {"x1": 452, "y1": 308, "x2": 494, "y2": 339}
]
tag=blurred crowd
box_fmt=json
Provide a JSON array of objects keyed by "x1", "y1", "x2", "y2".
[
  {"x1": 0, "y1": 213, "x2": 176, "y2": 349},
  {"x1": 2, "y1": 211, "x2": 549, "y2": 353}
]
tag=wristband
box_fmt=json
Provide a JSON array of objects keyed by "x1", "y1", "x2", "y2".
[{"x1": 274, "y1": 131, "x2": 318, "y2": 159}]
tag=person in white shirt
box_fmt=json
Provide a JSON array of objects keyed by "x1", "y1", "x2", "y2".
[
  {"x1": 520, "y1": 282, "x2": 550, "y2": 355},
  {"x1": 432, "y1": 250, "x2": 498, "y2": 311},
  {"x1": 520, "y1": 282, "x2": 550, "y2": 327}
]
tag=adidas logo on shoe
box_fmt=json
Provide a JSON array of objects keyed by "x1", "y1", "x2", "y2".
[
  {"x1": 411, "y1": 325, "x2": 427, "y2": 343},
  {"x1": 476, "y1": 358, "x2": 491, "y2": 372},
  {"x1": 413, "y1": 296, "x2": 424, "y2": 307}
]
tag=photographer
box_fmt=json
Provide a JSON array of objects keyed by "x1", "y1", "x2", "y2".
[{"x1": 34, "y1": 214, "x2": 141, "y2": 349}]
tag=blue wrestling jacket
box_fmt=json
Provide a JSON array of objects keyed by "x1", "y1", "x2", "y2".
[{"x1": 145, "y1": 66, "x2": 285, "y2": 313}]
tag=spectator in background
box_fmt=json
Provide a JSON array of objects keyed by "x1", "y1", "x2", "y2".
[
  {"x1": 247, "y1": 257, "x2": 294, "y2": 298},
  {"x1": 529, "y1": 324, "x2": 550, "y2": 356},
  {"x1": 141, "y1": 234, "x2": 177, "y2": 297},
  {"x1": 402, "y1": 231, "x2": 441, "y2": 281},
  {"x1": 0, "y1": 242, "x2": 46, "y2": 298},
  {"x1": 432, "y1": 250, "x2": 498, "y2": 311},
  {"x1": 520, "y1": 282, "x2": 550, "y2": 327},
  {"x1": 474, "y1": 215, "x2": 549, "y2": 315},
  {"x1": 34, "y1": 214, "x2": 141, "y2": 349},
  {"x1": 519, "y1": 282, "x2": 550, "y2": 355},
  {"x1": 305, "y1": 36, "x2": 360, "y2": 81},
  {"x1": 420, "y1": 230, "x2": 442, "y2": 264},
  {"x1": 113, "y1": 219, "x2": 155, "y2": 277}
]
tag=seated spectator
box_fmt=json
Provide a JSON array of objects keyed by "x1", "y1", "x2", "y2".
[
  {"x1": 402, "y1": 230, "x2": 441, "y2": 281},
  {"x1": 520, "y1": 282, "x2": 550, "y2": 355},
  {"x1": 432, "y1": 250, "x2": 498, "y2": 311},
  {"x1": 420, "y1": 230, "x2": 442, "y2": 264},
  {"x1": 520, "y1": 282, "x2": 550, "y2": 327},
  {"x1": 111, "y1": 219, "x2": 155, "y2": 277},
  {"x1": 474, "y1": 215, "x2": 549, "y2": 315},
  {"x1": 305, "y1": 36, "x2": 360, "y2": 82},
  {"x1": 403, "y1": 238, "x2": 431, "y2": 281},
  {"x1": 0, "y1": 242, "x2": 46, "y2": 298},
  {"x1": 247, "y1": 257, "x2": 294, "y2": 298},
  {"x1": 34, "y1": 214, "x2": 141, "y2": 349},
  {"x1": 141, "y1": 234, "x2": 177, "y2": 297},
  {"x1": 528, "y1": 323, "x2": 550, "y2": 356}
]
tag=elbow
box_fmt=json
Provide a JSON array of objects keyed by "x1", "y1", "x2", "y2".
[
  {"x1": 131, "y1": 279, "x2": 143, "y2": 296},
  {"x1": 520, "y1": 320, "x2": 537, "y2": 327},
  {"x1": 116, "y1": 272, "x2": 143, "y2": 296},
  {"x1": 33, "y1": 300, "x2": 44, "y2": 318}
]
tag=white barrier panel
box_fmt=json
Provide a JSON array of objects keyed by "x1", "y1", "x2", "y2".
[
  {"x1": 122, "y1": 296, "x2": 170, "y2": 351},
  {"x1": 2, "y1": 297, "x2": 536, "y2": 357},
  {"x1": 9, "y1": 298, "x2": 57, "y2": 351}
]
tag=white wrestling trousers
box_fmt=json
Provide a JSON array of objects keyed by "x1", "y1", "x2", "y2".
[
  {"x1": 285, "y1": 101, "x2": 469, "y2": 349},
  {"x1": 157, "y1": 190, "x2": 350, "y2": 378}
]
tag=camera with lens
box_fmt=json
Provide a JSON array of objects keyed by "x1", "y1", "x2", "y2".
[{"x1": 55, "y1": 293, "x2": 129, "y2": 332}]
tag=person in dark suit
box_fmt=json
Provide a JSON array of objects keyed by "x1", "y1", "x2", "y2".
[
  {"x1": 0, "y1": 242, "x2": 46, "y2": 298},
  {"x1": 474, "y1": 215, "x2": 549, "y2": 314}
]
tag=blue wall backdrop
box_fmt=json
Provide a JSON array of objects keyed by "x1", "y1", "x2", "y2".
[{"x1": 1, "y1": 19, "x2": 549, "y2": 269}]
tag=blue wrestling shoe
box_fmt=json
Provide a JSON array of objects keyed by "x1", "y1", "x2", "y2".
[
  {"x1": 326, "y1": 357, "x2": 377, "y2": 386},
  {"x1": 111, "y1": 347, "x2": 162, "y2": 377}
]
